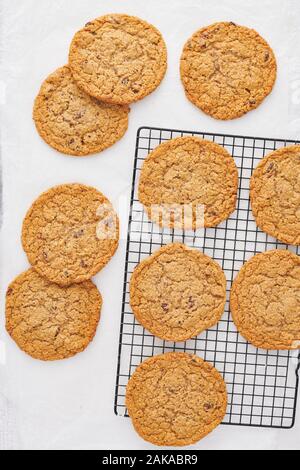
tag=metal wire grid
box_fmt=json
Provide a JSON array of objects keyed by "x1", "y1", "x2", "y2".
[{"x1": 114, "y1": 126, "x2": 300, "y2": 429}]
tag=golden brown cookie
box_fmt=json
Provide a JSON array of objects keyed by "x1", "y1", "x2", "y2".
[
  {"x1": 22, "y1": 184, "x2": 119, "y2": 286},
  {"x1": 126, "y1": 352, "x2": 227, "y2": 446},
  {"x1": 130, "y1": 243, "x2": 226, "y2": 342},
  {"x1": 230, "y1": 250, "x2": 300, "y2": 350},
  {"x1": 6, "y1": 269, "x2": 102, "y2": 361},
  {"x1": 69, "y1": 14, "x2": 167, "y2": 105},
  {"x1": 250, "y1": 145, "x2": 300, "y2": 245},
  {"x1": 180, "y1": 22, "x2": 277, "y2": 120},
  {"x1": 138, "y1": 136, "x2": 238, "y2": 229},
  {"x1": 33, "y1": 66, "x2": 129, "y2": 156}
]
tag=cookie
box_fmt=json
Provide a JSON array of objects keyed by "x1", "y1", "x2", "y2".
[
  {"x1": 130, "y1": 243, "x2": 226, "y2": 342},
  {"x1": 22, "y1": 184, "x2": 119, "y2": 286},
  {"x1": 138, "y1": 136, "x2": 238, "y2": 229},
  {"x1": 230, "y1": 250, "x2": 300, "y2": 350},
  {"x1": 250, "y1": 145, "x2": 300, "y2": 245},
  {"x1": 69, "y1": 14, "x2": 167, "y2": 105},
  {"x1": 126, "y1": 352, "x2": 227, "y2": 446},
  {"x1": 180, "y1": 22, "x2": 277, "y2": 120},
  {"x1": 33, "y1": 66, "x2": 129, "y2": 156},
  {"x1": 6, "y1": 269, "x2": 102, "y2": 361}
]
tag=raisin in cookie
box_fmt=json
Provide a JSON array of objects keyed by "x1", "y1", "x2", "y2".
[
  {"x1": 6, "y1": 269, "x2": 102, "y2": 361},
  {"x1": 33, "y1": 66, "x2": 129, "y2": 156},
  {"x1": 180, "y1": 22, "x2": 276, "y2": 120},
  {"x1": 230, "y1": 250, "x2": 300, "y2": 350},
  {"x1": 126, "y1": 352, "x2": 227, "y2": 446},
  {"x1": 69, "y1": 14, "x2": 167, "y2": 105},
  {"x1": 22, "y1": 184, "x2": 119, "y2": 286},
  {"x1": 130, "y1": 243, "x2": 226, "y2": 342},
  {"x1": 138, "y1": 136, "x2": 238, "y2": 229},
  {"x1": 250, "y1": 145, "x2": 300, "y2": 245}
]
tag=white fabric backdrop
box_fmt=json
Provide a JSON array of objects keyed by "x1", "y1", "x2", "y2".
[{"x1": 0, "y1": 0, "x2": 299, "y2": 450}]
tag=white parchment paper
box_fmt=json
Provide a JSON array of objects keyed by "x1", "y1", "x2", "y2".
[{"x1": 0, "y1": 0, "x2": 299, "y2": 450}]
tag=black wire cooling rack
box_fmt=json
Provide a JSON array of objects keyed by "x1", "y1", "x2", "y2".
[{"x1": 114, "y1": 126, "x2": 300, "y2": 429}]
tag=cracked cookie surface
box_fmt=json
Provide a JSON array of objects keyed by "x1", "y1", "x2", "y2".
[
  {"x1": 138, "y1": 136, "x2": 238, "y2": 229},
  {"x1": 6, "y1": 269, "x2": 102, "y2": 361},
  {"x1": 33, "y1": 66, "x2": 129, "y2": 156},
  {"x1": 230, "y1": 250, "x2": 300, "y2": 350},
  {"x1": 250, "y1": 145, "x2": 300, "y2": 245},
  {"x1": 69, "y1": 14, "x2": 167, "y2": 105},
  {"x1": 126, "y1": 352, "x2": 227, "y2": 446},
  {"x1": 130, "y1": 243, "x2": 226, "y2": 342},
  {"x1": 22, "y1": 184, "x2": 119, "y2": 286},
  {"x1": 180, "y1": 22, "x2": 276, "y2": 120}
]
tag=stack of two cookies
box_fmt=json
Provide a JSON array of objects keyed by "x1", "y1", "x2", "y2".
[
  {"x1": 6, "y1": 183, "x2": 119, "y2": 361},
  {"x1": 33, "y1": 14, "x2": 167, "y2": 157}
]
